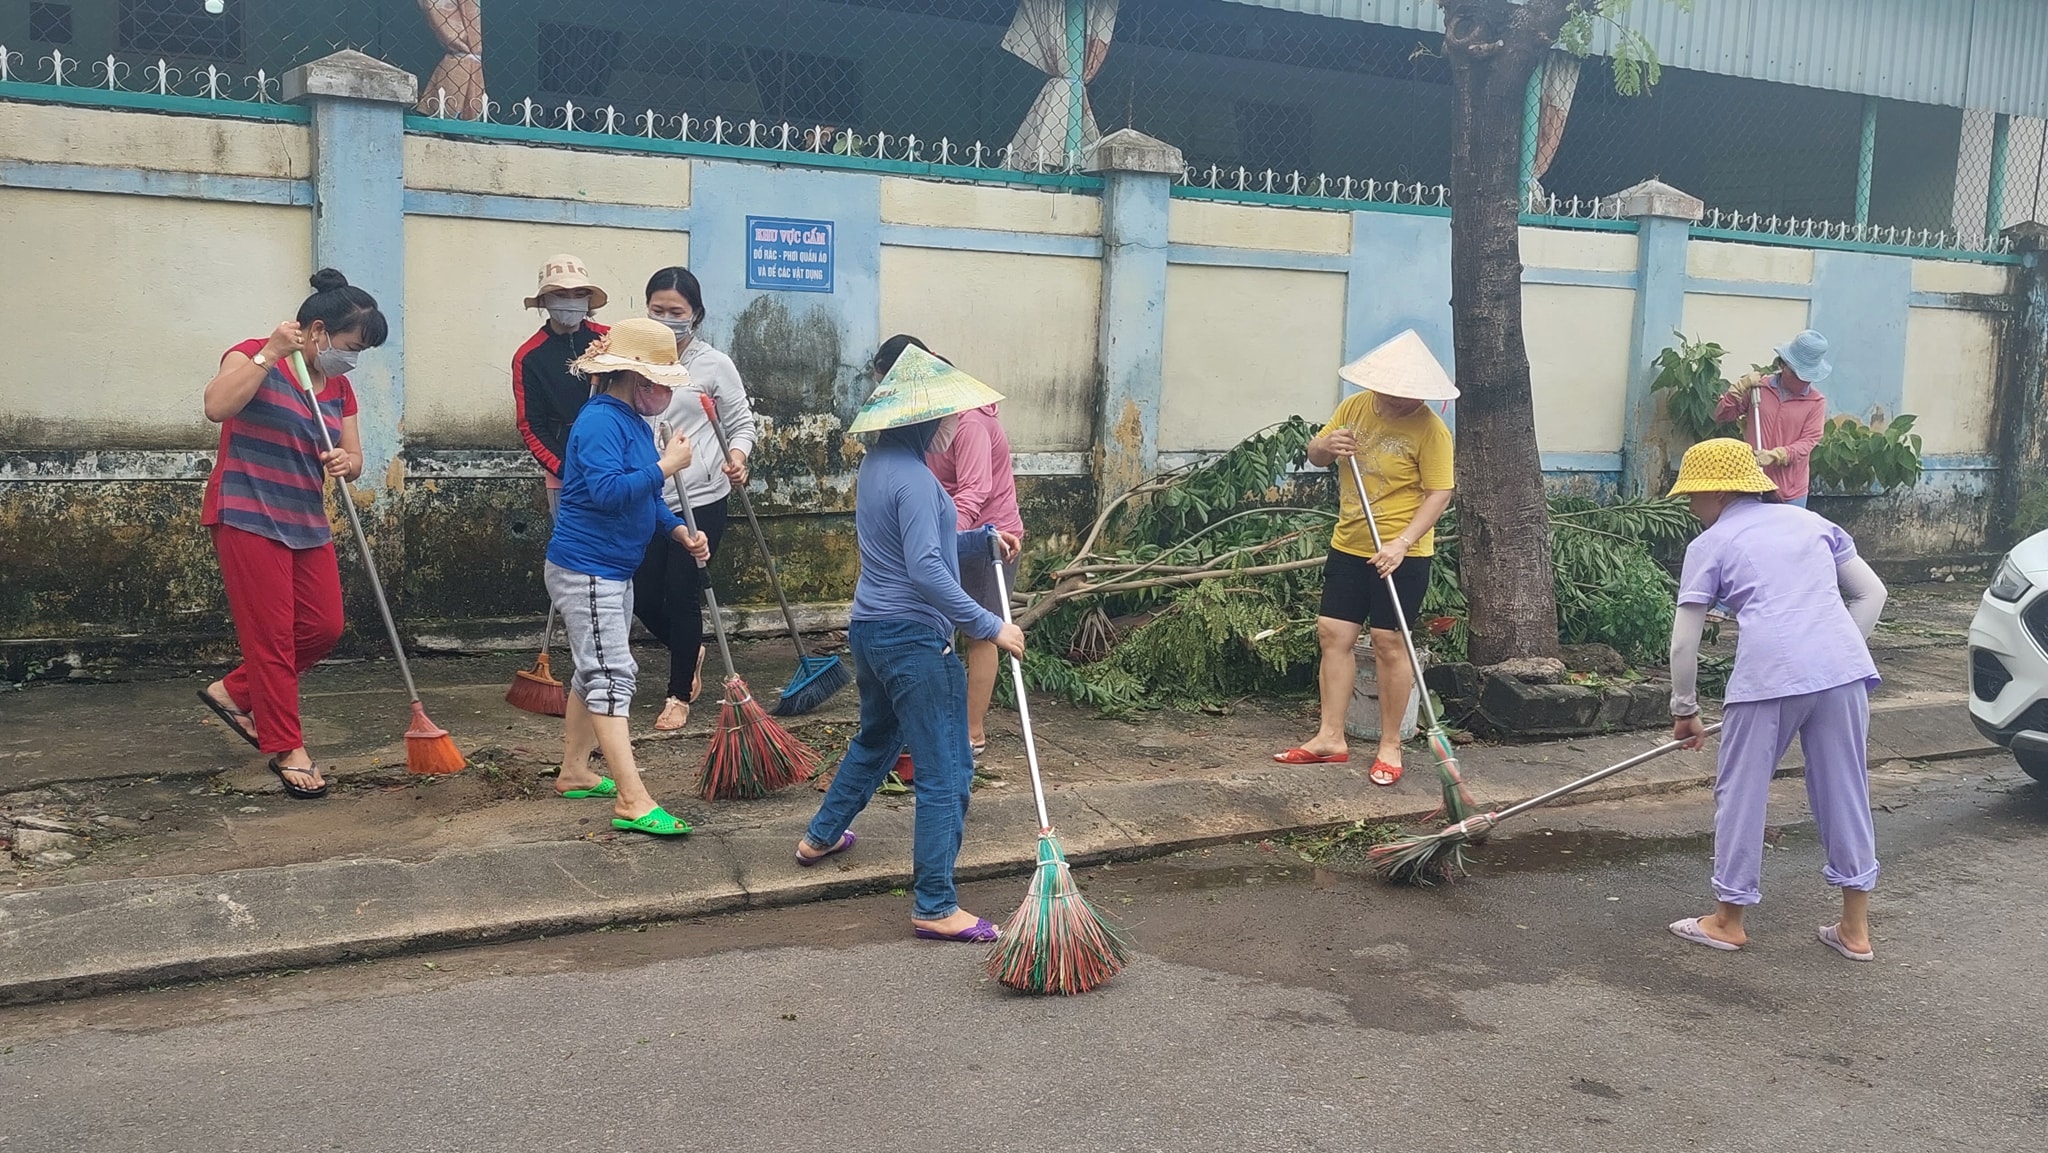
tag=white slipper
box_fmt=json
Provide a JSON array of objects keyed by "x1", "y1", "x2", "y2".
[
  {"x1": 1816, "y1": 924, "x2": 1874, "y2": 962},
  {"x1": 1668, "y1": 916, "x2": 1742, "y2": 951}
]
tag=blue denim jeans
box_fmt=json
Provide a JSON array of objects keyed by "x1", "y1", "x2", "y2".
[{"x1": 804, "y1": 619, "x2": 974, "y2": 920}]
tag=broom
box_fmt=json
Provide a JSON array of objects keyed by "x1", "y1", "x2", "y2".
[
  {"x1": 656, "y1": 423, "x2": 822, "y2": 799},
  {"x1": 1344, "y1": 453, "x2": 1476, "y2": 824},
  {"x1": 982, "y1": 535, "x2": 1131, "y2": 995},
  {"x1": 1371, "y1": 722, "x2": 1724, "y2": 885},
  {"x1": 505, "y1": 603, "x2": 567, "y2": 716},
  {"x1": 288, "y1": 350, "x2": 465, "y2": 775},
  {"x1": 694, "y1": 392, "x2": 852, "y2": 716}
]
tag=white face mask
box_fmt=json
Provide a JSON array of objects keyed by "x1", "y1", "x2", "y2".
[
  {"x1": 651, "y1": 314, "x2": 695, "y2": 342},
  {"x1": 929, "y1": 413, "x2": 962, "y2": 455},
  {"x1": 543, "y1": 293, "x2": 590, "y2": 328}
]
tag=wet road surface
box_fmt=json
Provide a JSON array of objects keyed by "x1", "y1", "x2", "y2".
[{"x1": 3, "y1": 757, "x2": 2044, "y2": 1153}]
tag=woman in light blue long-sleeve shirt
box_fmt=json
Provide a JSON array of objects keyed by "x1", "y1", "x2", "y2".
[{"x1": 796, "y1": 348, "x2": 1024, "y2": 942}]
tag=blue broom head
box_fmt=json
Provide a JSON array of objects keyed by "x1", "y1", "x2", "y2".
[{"x1": 772, "y1": 653, "x2": 853, "y2": 717}]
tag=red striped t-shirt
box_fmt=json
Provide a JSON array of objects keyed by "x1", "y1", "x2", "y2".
[{"x1": 200, "y1": 338, "x2": 358, "y2": 549}]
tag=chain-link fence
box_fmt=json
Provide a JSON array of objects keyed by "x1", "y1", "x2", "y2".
[{"x1": 6, "y1": 0, "x2": 2040, "y2": 252}]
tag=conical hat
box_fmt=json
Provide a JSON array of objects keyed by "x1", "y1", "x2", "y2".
[
  {"x1": 1338, "y1": 330, "x2": 1459, "y2": 401},
  {"x1": 848, "y1": 344, "x2": 1005, "y2": 434}
]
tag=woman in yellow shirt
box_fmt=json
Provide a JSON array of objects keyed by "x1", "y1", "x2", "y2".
[{"x1": 1274, "y1": 331, "x2": 1457, "y2": 785}]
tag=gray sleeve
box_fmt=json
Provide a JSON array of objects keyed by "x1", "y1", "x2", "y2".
[
  {"x1": 1668, "y1": 603, "x2": 1709, "y2": 718},
  {"x1": 710, "y1": 353, "x2": 757, "y2": 459},
  {"x1": 1837, "y1": 555, "x2": 1887, "y2": 639}
]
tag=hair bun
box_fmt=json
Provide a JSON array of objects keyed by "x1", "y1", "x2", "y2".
[{"x1": 309, "y1": 268, "x2": 350, "y2": 293}]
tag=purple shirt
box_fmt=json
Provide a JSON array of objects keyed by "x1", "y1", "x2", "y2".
[{"x1": 1676, "y1": 498, "x2": 1878, "y2": 704}]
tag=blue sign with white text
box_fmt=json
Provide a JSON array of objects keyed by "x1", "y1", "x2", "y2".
[{"x1": 745, "y1": 216, "x2": 835, "y2": 293}]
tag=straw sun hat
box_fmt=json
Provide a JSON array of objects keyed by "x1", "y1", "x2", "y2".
[
  {"x1": 568, "y1": 317, "x2": 691, "y2": 385},
  {"x1": 1667, "y1": 438, "x2": 1778, "y2": 497},
  {"x1": 1339, "y1": 329, "x2": 1460, "y2": 401},
  {"x1": 523, "y1": 253, "x2": 610, "y2": 310},
  {"x1": 848, "y1": 344, "x2": 1005, "y2": 434}
]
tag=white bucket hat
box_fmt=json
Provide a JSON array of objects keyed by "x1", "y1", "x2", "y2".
[
  {"x1": 1775, "y1": 329, "x2": 1833, "y2": 384},
  {"x1": 1338, "y1": 330, "x2": 1459, "y2": 401}
]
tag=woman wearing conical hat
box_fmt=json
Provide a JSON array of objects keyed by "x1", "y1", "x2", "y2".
[
  {"x1": 794, "y1": 345, "x2": 1025, "y2": 943},
  {"x1": 1665, "y1": 438, "x2": 1887, "y2": 961},
  {"x1": 1274, "y1": 331, "x2": 1456, "y2": 788}
]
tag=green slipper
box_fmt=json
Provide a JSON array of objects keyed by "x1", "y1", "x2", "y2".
[
  {"x1": 559, "y1": 776, "x2": 617, "y2": 799},
  {"x1": 611, "y1": 806, "x2": 692, "y2": 837}
]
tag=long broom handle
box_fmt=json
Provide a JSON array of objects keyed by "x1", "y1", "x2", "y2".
[
  {"x1": 658, "y1": 421, "x2": 739, "y2": 682},
  {"x1": 988, "y1": 535, "x2": 1051, "y2": 832},
  {"x1": 1751, "y1": 381, "x2": 1766, "y2": 453},
  {"x1": 695, "y1": 391, "x2": 811, "y2": 656},
  {"x1": 1478, "y1": 722, "x2": 1724, "y2": 829},
  {"x1": 288, "y1": 351, "x2": 424, "y2": 705},
  {"x1": 1343, "y1": 451, "x2": 1441, "y2": 732}
]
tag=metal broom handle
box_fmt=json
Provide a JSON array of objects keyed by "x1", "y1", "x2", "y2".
[
  {"x1": 288, "y1": 351, "x2": 423, "y2": 704},
  {"x1": 1344, "y1": 450, "x2": 1441, "y2": 732},
  {"x1": 695, "y1": 391, "x2": 809, "y2": 652},
  {"x1": 988, "y1": 534, "x2": 1051, "y2": 832},
  {"x1": 658, "y1": 421, "x2": 739, "y2": 680},
  {"x1": 1485, "y1": 722, "x2": 1724, "y2": 827}
]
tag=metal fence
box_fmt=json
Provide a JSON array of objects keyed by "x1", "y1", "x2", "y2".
[{"x1": 5, "y1": 0, "x2": 2041, "y2": 254}]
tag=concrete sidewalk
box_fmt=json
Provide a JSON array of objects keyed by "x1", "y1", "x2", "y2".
[{"x1": 0, "y1": 583, "x2": 1995, "y2": 1003}]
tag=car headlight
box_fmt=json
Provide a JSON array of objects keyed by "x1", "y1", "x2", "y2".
[{"x1": 1988, "y1": 555, "x2": 2032, "y2": 603}]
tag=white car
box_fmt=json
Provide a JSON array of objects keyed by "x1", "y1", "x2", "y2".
[{"x1": 1969, "y1": 529, "x2": 2048, "y2": 784}]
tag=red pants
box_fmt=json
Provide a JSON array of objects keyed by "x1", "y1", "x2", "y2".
[{"x1": 211, "y1": 525, "x2": 344, "y2": 754}]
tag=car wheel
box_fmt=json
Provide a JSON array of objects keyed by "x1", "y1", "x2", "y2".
[{"x1": 2013, "y1": 748, "x2": 2048, "y2": 785}]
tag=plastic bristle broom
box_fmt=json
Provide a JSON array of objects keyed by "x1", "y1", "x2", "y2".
[
  {"x1": 506, "y1": 604, "x2": 568, "y2": 717},
  {"x1": 289, "y1": 351, "x2": 465, "y2": 776},
  {"x1": 979, "y1": 537, "x2": 1130, "y2": 994}
]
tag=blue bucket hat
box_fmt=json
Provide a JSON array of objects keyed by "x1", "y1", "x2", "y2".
[{"x1": 1775, "y1": 329, "x2": 1833, "y2": 384}]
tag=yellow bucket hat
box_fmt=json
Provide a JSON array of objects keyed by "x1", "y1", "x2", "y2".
[{"x1": 1668, "y1": 438, "x2": 1777, "y2": 497}]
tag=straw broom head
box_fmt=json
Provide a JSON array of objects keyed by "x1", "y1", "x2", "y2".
[
  {"x1": 985, "y1": 833, "x2": 1132, "y2": 995},
  {"x1": 697, "y1": 676, "x2": 822, "y2": 800}
]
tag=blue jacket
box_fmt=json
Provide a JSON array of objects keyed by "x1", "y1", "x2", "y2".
[
  {"x1": 850, "y1": 440, "x2": 1005, "y2": 641},
  {"x1": 546, "y1": 393, "x2": 685, "y2": 580}
]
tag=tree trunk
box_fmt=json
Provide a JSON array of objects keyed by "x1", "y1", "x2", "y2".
[{"x1": 1441, "y1": 0, "x2": 1571, "y2": 665}]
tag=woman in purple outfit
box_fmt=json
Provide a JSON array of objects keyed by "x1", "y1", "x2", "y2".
[{"x1": 1665, "y1": 439, "x2": 1888, "y2": 961}]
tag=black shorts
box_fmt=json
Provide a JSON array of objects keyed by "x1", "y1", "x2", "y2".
[{"x1": 1319, "y1": 548, "x2": 1432, "y2": 632}]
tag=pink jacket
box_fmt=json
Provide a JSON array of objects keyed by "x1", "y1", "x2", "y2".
[
  {"x1": 928, "y1": 404, "x2": 1024, "y2": 537},
  {"x1": 1714, "y1": 374, "x2": 1827, "y2": 501}
]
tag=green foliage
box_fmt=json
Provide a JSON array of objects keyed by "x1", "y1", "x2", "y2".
[
  {"x1": 1650, "y1": 332, "x2": 1741, "y2": 444},
  {"x1": 1559, "y1": 0, "x2": 1689, "y2": 96},
  {"x1": 1105, "y1": 581, "x2": 1320, "y2": 707},
  {"x1": 1123, "y1": 417, "x2": 1321, "y2": 547},
  {"x1": 1809, "y1": 415, "x2": 1924, "y2": 495},
  {"x1": 2013, "y1": 476, "x2": 2048, "y2": 539}
]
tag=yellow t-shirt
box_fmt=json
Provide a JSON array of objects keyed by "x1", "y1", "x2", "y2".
[{"x1": 1321, "y1": 393, "x2": 1455, "y2": 559}]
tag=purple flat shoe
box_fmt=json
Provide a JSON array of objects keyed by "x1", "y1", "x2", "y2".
[
  {"x1": 913, "y1": 917, "x2": 1000, "y2": 943},
  {"x1": 796, "y1": 831, "x2": 856, "y2": 868}
]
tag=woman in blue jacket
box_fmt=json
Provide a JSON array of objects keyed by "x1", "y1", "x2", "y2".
[
  {"x1": 547, "y1": 319, "x2": 709, "y2": 836},
  {"x1": 794, "y1": 345, "x2": 1025, "y2": 942}
]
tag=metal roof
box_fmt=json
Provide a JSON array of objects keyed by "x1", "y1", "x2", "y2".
[{"x1": 1215, "y1": 0, "x2": 2048, "y2": 118}]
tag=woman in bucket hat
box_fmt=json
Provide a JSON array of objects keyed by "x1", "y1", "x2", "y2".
[
  {"x1": 1665, "y1": 438, "x2": 1888, "y2": 961},
  {"x1": 1275, "y1": 330, "x2": 1456, "y2": 787},
  {"x1": 196, "y1": 270, "x2": 387, "y2": 799},
  {"x1": 1713, "y1": 329, "x2": 1831, "y2": 508},
  {"x1": 635, "y1": 265, "x2": 758, "y2": 733},
  {"x1": 545, "y1": 319, "x2": 710, "y2": 837},
  {"x1": 512, "y1": 254, "x2": 611, "y2": 517},
  {"x1": 794, "y1": 345, "x2": 1026, "y2": 943}
]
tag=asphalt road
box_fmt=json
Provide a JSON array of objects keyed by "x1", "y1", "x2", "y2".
[{"x1": 3, "y1": 757, "x2": 2043, "y2": 1153}]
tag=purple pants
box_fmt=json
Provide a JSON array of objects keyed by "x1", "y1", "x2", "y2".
[{"x1": 1713, "y1": 680, "x2": 1880, "y2": 905}]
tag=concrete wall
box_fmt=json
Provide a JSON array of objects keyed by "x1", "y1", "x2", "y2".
[{"x1": 0, "y1": 89, "x2": 2026, "y2": 657}]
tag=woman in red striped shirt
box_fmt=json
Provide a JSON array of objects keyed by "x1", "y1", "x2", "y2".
[{"x1": 194, "y1": 269, "x2": 387, "y2": 799}]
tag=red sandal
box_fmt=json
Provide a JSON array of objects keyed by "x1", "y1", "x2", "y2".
[
  {"x1": 1273, "y1": 747, "x2": 1349, "y2": 765},
  {"x1": 1369, "y1": 759, "x2": 1403, "y2": 786}
]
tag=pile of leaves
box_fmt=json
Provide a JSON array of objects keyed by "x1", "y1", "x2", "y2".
[{"x1": 1010, "y1": 419, "x2": 1700, "y2": 713}]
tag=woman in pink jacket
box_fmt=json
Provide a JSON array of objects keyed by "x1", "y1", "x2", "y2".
[
  {"x1": 870, "y1": 335, "x2": 1023, "y2": 759},
  {"x1": 1713, "y1": 329, "x2": 1831, "y2": 508}
]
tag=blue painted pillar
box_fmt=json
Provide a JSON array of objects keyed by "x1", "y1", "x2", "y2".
[
  {"x1": 285, "y1": 51, "x2": 416, "y2": 491},
  {"x1": 1618, "y1": 180, "x2": 1704, "y2": 497},
  {"x1": 1086, "y1": 129, "x2": 1181, "y2": 509}
]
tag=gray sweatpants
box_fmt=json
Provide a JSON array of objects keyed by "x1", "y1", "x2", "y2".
[{"x1": 544, "y1": 560, "x2": 638, "y2": 717}]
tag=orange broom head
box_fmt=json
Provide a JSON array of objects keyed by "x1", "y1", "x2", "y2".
[
  {"x1": 505, "y1": 652, "x2": 567, "y2": 717},
  {"x1": 697, "y1": 675, "x2": 822, "y2": 801},
  {"x1": 985, "y1": 832, "x2": 1132, "y2": 996},
  {"x1": 404, "y1": 700, "x2": 467, "y2": 775}
]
